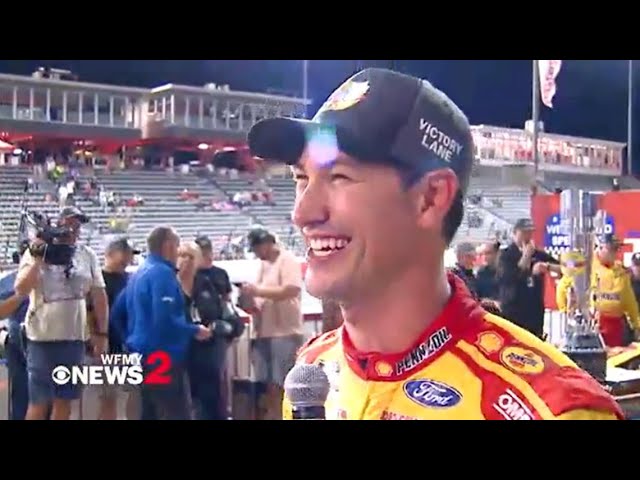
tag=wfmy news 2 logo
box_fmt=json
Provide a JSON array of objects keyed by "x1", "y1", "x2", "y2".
[{"x1": 51, "y1": 351, "x2": 172, "y2": 387}]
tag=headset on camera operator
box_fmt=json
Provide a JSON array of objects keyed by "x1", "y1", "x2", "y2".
[{"x1": 14, "y1": 206, "x2": 109, "y2": 421}]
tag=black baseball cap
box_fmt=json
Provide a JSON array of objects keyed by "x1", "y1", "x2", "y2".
[
  {"x1": 514, "y1": 218, "x2": 535, "y2": 231},
  {"x1": 194, "y1": 235, "x2": 213, "y2": 251},
  {"x1": 248, "y1": 68, "x2": 475, "y2": 194},
  {"x1": 247, "y1": 228, "x2": 275, "y2": 250},
  {"x1": 596, "y1": 233, "x2": 621, "y2": 247},
  {"x1": 59, "y1": 206, "x2": 90, "y2": 224},
  {"x1": 106, "y1": 238, "x2": 140, "y2": 255}
]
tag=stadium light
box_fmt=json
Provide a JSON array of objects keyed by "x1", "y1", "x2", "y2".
[{"x1": 302, "y1": 60, "x2": 309, "y2": 118}]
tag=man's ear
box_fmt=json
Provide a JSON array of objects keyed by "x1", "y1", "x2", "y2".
[{"x1": 413, "y1": 169, "x2": 459, "y2": 230}]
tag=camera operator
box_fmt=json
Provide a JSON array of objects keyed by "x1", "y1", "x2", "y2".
[
  {"x1": 0, "y1": 240, "x2": 30, "y2": 420},
  {"x1": 14, "y1": 206, "x2": 108, "y2": 421},
  {"x1": 189, "y1": 236, "x2": 244, "y2": 420}
]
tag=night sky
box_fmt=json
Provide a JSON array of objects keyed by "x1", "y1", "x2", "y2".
[{"x1": 0, "y1": 60, "x2": 634, "y2": 165}]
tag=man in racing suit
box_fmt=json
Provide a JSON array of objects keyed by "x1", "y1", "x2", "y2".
[
  {"x1": 557, "y1": 234, "x2": 640, "y2": 347},
  {"x1": 248, "y1": 68, "x2": 624, "y2": 420}
]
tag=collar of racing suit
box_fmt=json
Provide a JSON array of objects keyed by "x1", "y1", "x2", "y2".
[{"x1": 341, "y1": 272, "x2": 486, "y2": 382}]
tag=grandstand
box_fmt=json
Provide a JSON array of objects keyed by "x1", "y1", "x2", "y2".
[
  {"x1": 1, "y1": 162, "x2": 630, "y2": 269},
  {"x1": 0, "y1": 69, "x2": 632, "y2": 267},
  {"x1": 0, "y1": 166, "x2": 262, "y2": 266}
]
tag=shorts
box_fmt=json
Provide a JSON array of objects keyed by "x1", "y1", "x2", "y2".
[
  {"x1": 27, "y1": 340, "x2": 85, "y2": 404},
  {"x1": 251, "y1": 335, "x2": 304, "y2": 387},
  {"x1": 83, "y1": 353, "x2": 138, "y2": 400}
]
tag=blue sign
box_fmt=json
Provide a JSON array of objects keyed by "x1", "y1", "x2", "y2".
[{"x1": 544, "y1": 213, "x2": 615, "y2": 249}]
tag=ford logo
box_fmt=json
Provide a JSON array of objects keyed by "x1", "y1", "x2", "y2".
[{"x1": 403, "y1": 379, "x2": 462, "y2": 409}]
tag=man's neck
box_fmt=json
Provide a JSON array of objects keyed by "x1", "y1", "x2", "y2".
[
  {"x1": 201, "y1": 260, "x2": 214, "y2": 269},
  {"x1": 342, "y1": 261, "x2": 451, "y2": 354},
  {"x1": 103, "y1": 264, "x2": 123, "y2": 274},
  {"x1": 178, "y1": 271, "x2": 194, "y2": 286},
  {"x1": 266, "y1": 247, "x2": 281, "y2": 263}
]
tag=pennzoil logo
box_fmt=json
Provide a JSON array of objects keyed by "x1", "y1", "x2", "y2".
[
  {"x1": 319, "y1": 80, "x2": 370, "y2": 113},
  {"x1": 500, "y1": 346, "x2": 545, "y2": 375},
  {"x1": 476, "y1": 332, "x2": 503, "y2": 355},
  {"x1": 395, "y1": 327, "x2": 452, "y2": 375}
]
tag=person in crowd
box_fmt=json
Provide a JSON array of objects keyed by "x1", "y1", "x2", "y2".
[
  {"x1": 240, "y1": 228, "x2": 303, "y2": 420},
  {"x1": 450, "y1": 242, "x2": 478, "y2": 297},
  {"x1": 476, "y1": 241, "x2": 500, "y2": 301},
  {"x1": 557, "y1": 234, "x2": 640, "y2": 347},
  {"x1": 192, "y1": 235, "x2": 243, "y2": 420},
  {"x1": 630, "y1": 252, "x2": 640, "y2": 306},
  {"x1": 93, "y1": 238, "x2": 139, "y2": 420},
  {"x1": 497, "y1": 218, "x2": 561, "y2": 338},
  {"x1": 15, "y1": 207, "x2": 108, "y2": 420},
  {"x1": 175, "y1": 242, "x2": 203, "y2": 418},
  {"x1": 123, "y1": 226, "x2": 211, "y2": 420},
  {"x1": 0, "y1": 241, "x2": 30, "y2": 420},
  {"x1": 248, "y1": 67, "x2": 621, "y2": 420}
]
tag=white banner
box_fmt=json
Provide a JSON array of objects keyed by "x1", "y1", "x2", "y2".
[{"x1": 538, "y1": 60, "x2": 563, "y2": 108}]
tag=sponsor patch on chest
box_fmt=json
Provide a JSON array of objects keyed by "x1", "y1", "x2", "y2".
[
  {"x1": 395, "y1": 327, "x2": 452, "y2": 375},
  {"x1": 492, "y1": 389, "x2": 533, "y2": 420},
  {"x1": 403, "y1": 379, "x2": 462, "y2": 409}
]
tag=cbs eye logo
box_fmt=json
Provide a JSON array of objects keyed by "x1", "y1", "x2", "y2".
[{"x1": 51, "y1": 366, "x2": 72, "y2": 385}]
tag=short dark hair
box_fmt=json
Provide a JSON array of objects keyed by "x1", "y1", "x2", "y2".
[
  {"x1": 147, "y1": 226, "x2": 176, "y2": 255},
  {"x1": 399, "y1": 166, "x2": 464, "y2": 246},
  {"x1": 442, "y1": 190, "x2": 464, "y2": 246}
]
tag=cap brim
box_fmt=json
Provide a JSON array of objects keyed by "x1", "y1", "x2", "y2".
[
  {"x1": 248, "y1": 117, "x2": 317, "y2": 165},
  {"x1": 515, "y1": 223, "x2": 535, "y2": 231},
  {"x1": 248, "y1": 117, "x2": 380, "y2": 166},
  {"x1": 65, "y1": 214, "x2": 90, "y2": 224}
]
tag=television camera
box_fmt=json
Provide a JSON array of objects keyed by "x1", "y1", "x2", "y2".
[{"x1": 19, "y1": 209, "x2": 78, "y2": 267}]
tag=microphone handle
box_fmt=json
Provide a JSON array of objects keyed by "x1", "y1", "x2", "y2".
[{"x1": 291, "y1": 405, "x2": 326, "y2": 420}]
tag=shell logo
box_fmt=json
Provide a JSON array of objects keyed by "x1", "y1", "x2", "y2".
[
  {"x1": 476, "y1": 332, "x2": 504, "y2": 355},
  {"x1": 375, "y1": 361, "x2": 393, "y2": 377}
]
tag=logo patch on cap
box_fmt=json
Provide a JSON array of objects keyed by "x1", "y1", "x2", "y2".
[{"x1": 319, "y1": 80, "x2": 370, "y2": 113}]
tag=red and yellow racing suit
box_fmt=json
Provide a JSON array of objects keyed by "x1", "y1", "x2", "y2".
[
  {"x1": 557, "y1": 258, "x2": 640, "y2": 347},
  {"x1": 283, "y1": 274, "x2": 624, "y2": 420}
]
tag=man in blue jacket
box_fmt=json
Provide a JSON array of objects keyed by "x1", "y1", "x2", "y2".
[
  {"x1": 124, "y1": 226, "x2": 211, "y2": 420},
  {"x1": 0, "y1": 242, "x2": 31, "y2": 420}
]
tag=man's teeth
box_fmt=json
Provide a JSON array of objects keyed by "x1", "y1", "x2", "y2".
[{"x1": 309, "y1": 238, "x2": 350, "y2": 256}]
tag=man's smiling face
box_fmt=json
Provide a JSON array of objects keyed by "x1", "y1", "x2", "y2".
[{"x1": 291, "y1": 147, "x2": 437, "y2": 303}]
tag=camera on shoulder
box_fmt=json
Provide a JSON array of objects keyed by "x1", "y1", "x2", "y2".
[{"x1": 21, "y1": 210, "x2": 76, "y2": 266}]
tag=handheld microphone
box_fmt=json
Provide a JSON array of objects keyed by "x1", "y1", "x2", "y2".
[{"x1": 283, "y1": 364, "x2": 330, "y2": 420}]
